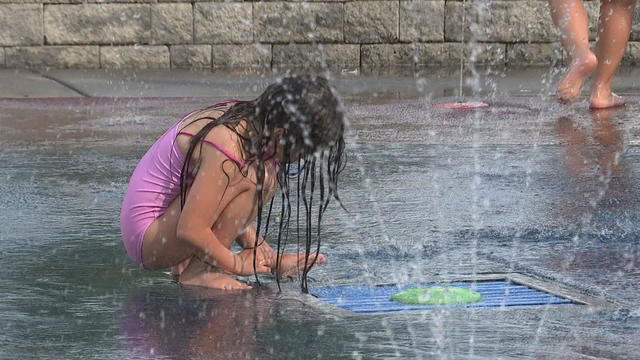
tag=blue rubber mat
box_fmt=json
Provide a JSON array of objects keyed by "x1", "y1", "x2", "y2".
[{"x1": 312, "y1": 281, "x2": 575, "y2": 313}]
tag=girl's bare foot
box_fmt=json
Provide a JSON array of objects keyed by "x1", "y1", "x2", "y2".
[
  {"x1": 556, "y1": 52, "x2": 598, "y2": 104},
  {"x1": 275, "y1": 252, "x2": 327, "y2": 278},
  {"x1": 170, "y1": 257, "x2": 192, "y2": 281},
  {"x1": 590, "y1": 91, "x2": 626, "y2": 109},
  {"x1": 178, "y1": 258, "x2": 251, "y2": 290}
]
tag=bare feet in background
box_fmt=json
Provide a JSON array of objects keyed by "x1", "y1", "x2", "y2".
[
  {"x1": 548, "y1": 0, "x2": 636, "y2": 108},
  {"x1": 589, "y1": 90, "x2": 626, "y2": 109},
  {"x1": 556, "y1": 51, "x2": 598, "y2": 104}
]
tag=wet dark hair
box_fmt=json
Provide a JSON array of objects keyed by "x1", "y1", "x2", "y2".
[{"x1": 178, "y1": 75, "x2": 346, "y2": 292}]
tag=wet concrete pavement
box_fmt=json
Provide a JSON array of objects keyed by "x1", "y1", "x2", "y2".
[
  {"x1": 2, "y1": 66, "x2": 640, "y2": 100},
  {"x1": 1, "y1": 68, "x2": 639, "y2": 359}
]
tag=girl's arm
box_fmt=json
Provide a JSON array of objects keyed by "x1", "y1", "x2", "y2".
[
  {"x1": 237, "y1": 223, "x2": 262, "y2": 248},
  {"x1": 175, "y1": 135, "x2": 270, "y2": 276},
  {"x1": 237, "y1": 224, "x2": 276, "y2": 265}
]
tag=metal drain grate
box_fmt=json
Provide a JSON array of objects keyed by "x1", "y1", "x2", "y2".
[{"x1": 312, "y1": 278, "x2": 578, "y2": 314}]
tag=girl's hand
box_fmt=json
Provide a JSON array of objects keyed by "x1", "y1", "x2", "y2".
[
  {"x1": 255, "y1": 241, "x2": 276, "y2": 267},
  {"x1": 234, "y1": 248, "x2": 272, "y2": 276},
  {"x1": 276, "y1": 252, "x2": 327, "y2": 278}
]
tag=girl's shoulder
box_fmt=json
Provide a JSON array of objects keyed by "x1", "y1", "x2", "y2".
[{"x1": 178, "y1": 115, "x2": 246, "y2": 171}]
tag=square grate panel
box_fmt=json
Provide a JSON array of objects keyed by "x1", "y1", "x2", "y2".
[{"x1": 312, "y1": 278, "x2": 578, "y2": 314}]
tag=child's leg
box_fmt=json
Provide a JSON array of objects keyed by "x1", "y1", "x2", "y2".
[
  {"x1": 142, "y1": 191, "x2": 256, "y2": 289},
  {"x1": 590, "y1": 0, "x2": 636, "y2": 108},
  {"x1": 548, "y1": 0, "x2": 598, "y2": 103}
]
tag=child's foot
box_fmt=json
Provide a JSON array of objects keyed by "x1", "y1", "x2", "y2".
[
  {"x1": 590, "y1": 92, "x2": 625, "y2": 109},
  {"x1": 556, "y1": 52, "x2": 598, "y2": 104},
  {"x1": 179, "y1": 258, "x2": 251, "y2": 290},
  {"x1": 275, "y1": 252, "x2": 327, "y2": 278},
  {"x1": 170, "y1": 257, "x2": 193, "y2": 281}
]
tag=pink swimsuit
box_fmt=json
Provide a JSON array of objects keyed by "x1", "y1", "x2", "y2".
[{"x1": 120, "y1": 100, "x2": 241, "y2": 265}]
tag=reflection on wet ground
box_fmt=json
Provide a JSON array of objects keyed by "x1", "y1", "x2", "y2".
[{"x1": 1, "y1": 96, "x2": 639, "y2": 359}]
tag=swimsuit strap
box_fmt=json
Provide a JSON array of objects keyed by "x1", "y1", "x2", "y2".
[
  {"x1": 179, "y1": 100, "x2": 282, "y2": 170},
  {"x1": 177, "y1": 131, "x2": 246, "y2": 168},
  {"x1": 176, "y1": 99, "x2": 245, "y2": 167}
]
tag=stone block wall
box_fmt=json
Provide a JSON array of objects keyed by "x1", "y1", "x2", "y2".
[{"x1": 0, "y1": 0, "x2": 639, "y2": 70}]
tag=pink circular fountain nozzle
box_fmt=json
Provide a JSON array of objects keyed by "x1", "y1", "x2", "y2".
[{"x1": 434, "y1": 101, "x2": 489, "y2": 110}]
